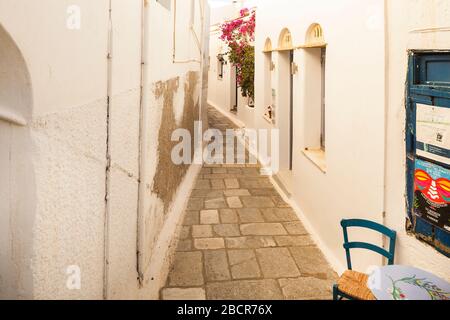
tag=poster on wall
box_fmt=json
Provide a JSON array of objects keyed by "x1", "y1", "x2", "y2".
[
  {"x1": 414, "y1": 159, "x2": 450, "y2": 232},
  {"x1": 416, "y1": 104, "x2": 450, "y2": 166}
]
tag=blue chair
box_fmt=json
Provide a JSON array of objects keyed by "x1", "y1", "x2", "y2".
[{"x1": 333, "y1": 219, "x2": 397, "y2": 300}]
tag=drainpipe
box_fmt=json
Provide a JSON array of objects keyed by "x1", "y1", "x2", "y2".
[
  {"x1": 137, "y1": 0, "x2": 150, "y2": 285},
  {"x1": 198, "y1": 0, "x2": 206, "y2": 126},
  {"x1": 382, "y1": 0, "x2": 389, "y2": 261},
  {"x1": 103, "y1": 0, "x2": 113, "y2": 300},
  {"x1": 172, "y1": 0, "x2": 202, "y2": 64}
]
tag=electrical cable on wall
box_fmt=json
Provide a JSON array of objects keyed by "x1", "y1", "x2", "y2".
[{"x1": 172, "y1": 0, "x2": 204, "y2": 64}]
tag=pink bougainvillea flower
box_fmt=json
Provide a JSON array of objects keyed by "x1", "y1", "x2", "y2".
[{"x1": 219, "y1": 8, "x2": 256, "y2": 98}]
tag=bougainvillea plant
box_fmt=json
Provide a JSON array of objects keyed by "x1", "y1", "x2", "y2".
[{"x1": 220, "y1": 8, "x2": 256, "y2": 102}]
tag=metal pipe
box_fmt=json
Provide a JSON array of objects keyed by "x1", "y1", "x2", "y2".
[
  {"x1": 103, "y1": 0, "x2": 113, "y2": 300},
  {"x1": 190, "y1": 0, "x2": 204, "y2": 55},
  {"x1": 172, "y1": 0, "x2": 202, "y2": 64},
  {"x1": 382, "y1": 0, "x2": 389, "y2": 263},
  {"x1": 137, "y1": 0, "x2": 150, "y2": 284}
]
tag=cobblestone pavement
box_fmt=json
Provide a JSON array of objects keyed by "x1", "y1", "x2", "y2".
[{"x1": 161, "y1": 106, "x2": 338, "y2": 300}]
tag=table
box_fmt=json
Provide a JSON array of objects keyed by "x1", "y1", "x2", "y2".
[{"x1": 367, "y1": 265, "x2": 450, "y2": 300}]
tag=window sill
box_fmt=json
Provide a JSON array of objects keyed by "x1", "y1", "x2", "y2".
[{"x1": 302, "y1": 148, "x2": 327, "y2": 173}]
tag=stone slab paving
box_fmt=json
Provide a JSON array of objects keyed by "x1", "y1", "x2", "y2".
[{"x1": 161, "y1": 106, "x2": 338, "y2": 300}]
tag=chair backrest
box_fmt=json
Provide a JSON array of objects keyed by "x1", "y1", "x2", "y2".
[{"x1": 340, "y1": 219, "x2": 397, "y2": 270}]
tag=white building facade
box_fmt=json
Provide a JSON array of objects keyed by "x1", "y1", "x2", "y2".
[
  {"x1": 0, "y1": 0, "x2": 210, "y2": 299},
  {"x1": 211, "y1": 0, "x2": 450, "y2": 280}
]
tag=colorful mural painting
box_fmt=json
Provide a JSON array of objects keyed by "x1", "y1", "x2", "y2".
[{"x1": 414, "y1": 159, "x2": 450, "y2": 232}]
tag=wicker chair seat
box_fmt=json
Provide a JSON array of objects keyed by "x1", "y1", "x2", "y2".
[{"x1": 337, "y1": 270, "x2": 376, "y2": 300}]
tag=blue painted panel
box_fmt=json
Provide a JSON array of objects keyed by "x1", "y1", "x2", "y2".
[
  {"x1": 414, "y1": 217, "x2": 434, "y2": 238},
  {"x1": 435, "y1": 97, "x2": 450, "y2": 108},
  {"x1": 409, "y1": 94, "x2": 433, "y2": 104},
  {"x1": 435, "y1": 228, "x2": 450, "y2": 257},
  {"x1": 406, "y1": 51, "x2": 450, "y2": 256},
  {"x1": 417, "y1": 54, "x2": 450, "y2": 85},
  {"x1": 410, "y1": 87, "x2": 450, "y2": 101}
]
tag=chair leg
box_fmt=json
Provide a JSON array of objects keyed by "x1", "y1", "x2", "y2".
[{"x1": 333, "y1": 284, "x2": 339, "y2": 301}]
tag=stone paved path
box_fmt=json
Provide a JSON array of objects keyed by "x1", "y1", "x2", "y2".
[{"x1": 161, "y1": 106, "x2": 338, "y2": 300}]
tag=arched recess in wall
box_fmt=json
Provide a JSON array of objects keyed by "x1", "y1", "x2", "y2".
[
  {"x1": 277, "y1": 28, "x2": 294, "y2": 51},
  {"x1": 304, "y1": 23, "x2": 326, "y2": 48},
  {"x1": 0, "y1": 23, "x2": 35, "y2": 298},
  {"x1": 275, "y1": 28, "x2": 295, "y2": 172},
  {"x1": 302, "y1": 23, "x2": 328, "y2": 153},
  {"x1": 0, "y1": 24, "x2": 33, "y2": 125},
  {"x1": 263, "y1": 38, "x2": 273, "y2": 53}
]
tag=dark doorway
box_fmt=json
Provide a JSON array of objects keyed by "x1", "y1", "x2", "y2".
[{"x1": 289, "y1": 50, "x2": 294, "y2": 171}]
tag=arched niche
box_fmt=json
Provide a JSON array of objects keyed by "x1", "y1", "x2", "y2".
[
  {"x1": 277, "y1": 28, "x2": 294, "y2": 51},
  {"x1": 0, "y1": 23, "x2": 35, "y2": 299},
  {"x1": 263, "y1": 38, "x2": 272, "y2": 53},
  {"x1": 0, "y1": 24, "x2": 33, "y2": 126},
  {"x1": 304, "y1": 23, "x2": 326, "y2": 47}
]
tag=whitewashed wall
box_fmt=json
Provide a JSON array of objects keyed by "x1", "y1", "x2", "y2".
[
  {"x1": 0, "y1": 0, "x2": 209, "y2": 299},
  {"x1": 138, "y1": 0, "x2": 208, "y2": 299},
  {"x1": 253, "y1": 0, "x2": 449, "y2": 280},
  {"x1": 385, "y1": 0, "x2": 450, "y2": 281},
  {"x1": 0, "y1": 0, "x2": 110, "y2": 299},
  {"x1": 254, "y1": 0, "x2": 386, "y2": 273}
]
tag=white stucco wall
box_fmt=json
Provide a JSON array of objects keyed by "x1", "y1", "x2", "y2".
[
  {"x1": 137, "y1": 0, "x2": 208, "y2": 299},
  {"x1": 0, "y1": 19, "x2": 35, "y2": 299},
  {"x1": 254, "y1": 0, "x2": 387, "y2": 273},
  {"x1": 0, "y1": 0, "x2": 110, "y2": 299},
  {"x1": 1, "y1": 0, "x2": 448, "y2": 300},
  {"x1": 385, "y1": 0, "x2": 450, "y2": 281},
  {"x1": 0, "y1": 0, "x2": 209, "y2": 299},
  {"x1": 251, "y1": 0, "x2": 449, "y2": 279},
  {"x1": 105, "y1": 0, "x2": 142, "y2": 300}
]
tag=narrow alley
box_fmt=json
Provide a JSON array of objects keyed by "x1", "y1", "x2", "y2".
[
  {"x1": 161, "y1": 106, "x2": 337, "y2": 300},
  {"x1": 1, "y1": 0, "x2": 449, "y2": 303}
]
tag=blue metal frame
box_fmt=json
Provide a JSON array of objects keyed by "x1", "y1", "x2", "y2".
[
  {"x1": 416, "y1": 53, "x2": 450, "y2": 86},
  {"x1": 405, "y1": 51, "x2": 450, "y2": 257},
  {"x1": 333, "y1": 219, "x2": 397, "y2": 301}
]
